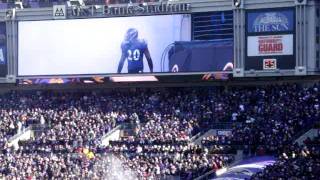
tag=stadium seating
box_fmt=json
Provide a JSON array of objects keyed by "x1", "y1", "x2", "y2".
[
  {"x1": 251, "y1": 135, "x2": 320, "y2": 180},
  {"x1": 0, "y1": 83, "x2": 319, "y2": 179}
]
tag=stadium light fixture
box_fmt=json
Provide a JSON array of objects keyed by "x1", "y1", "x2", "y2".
[
  {"x1": 233, "y1": 0, "x2": 241, "y2": 8},
  {"x1": 110, "y1": 76, "x2": 158, "y2": 82},
  {"x1": 14, "y1": 2, "x2": 24, "y2": 9},
  {"x1": 295, "y1": 0, "x2": 307, "y2": 5},
  {"x1": 5, "y1": 9, "x2": 15, "y2": 20}
]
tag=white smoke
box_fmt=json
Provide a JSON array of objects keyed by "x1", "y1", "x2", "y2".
[{"x1": 93, "y1": 154, "x2": 139, "y2": 180}]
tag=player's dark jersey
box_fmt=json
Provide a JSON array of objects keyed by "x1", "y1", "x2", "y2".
[{"x1": 121, "y1": 39, "x2": 147, "y2": 73}]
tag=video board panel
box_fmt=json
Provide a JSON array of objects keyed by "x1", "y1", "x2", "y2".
[
  {"x1": 18, "y1": 15, "x2": 191, "y2": 76},
  {"x1": 18, "y1": 12, "x2": 234, "y2": 77},
  {"x1": 245, "y1": 8, "x2": 295, "y2": 71},
  {"x1": 0, "y1": 22, "x2": 7, "y2": 77}
]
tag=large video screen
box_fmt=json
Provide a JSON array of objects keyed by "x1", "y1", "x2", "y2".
[{"x1": 18, "y1": 15, "x2": 192, "y2": 76}]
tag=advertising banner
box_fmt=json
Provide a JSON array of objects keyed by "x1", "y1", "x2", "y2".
[
  {"x1": 247, "y1": 10, "x2": 294, "y2": 33},
  {"x1": 247, "y1": 35, "x2": 293, "y2": 56},
  {"x1": 245, "y1": 8, "x2": 295, "y2": 71}
]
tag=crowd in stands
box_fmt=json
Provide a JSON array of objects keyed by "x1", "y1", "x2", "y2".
[
  {"x1": 0, "y1": 91, "x2": 50, "y2": 152},
  {"x1": 0, "y1": 83, "x2": 318, "y2": 179},
  {"x1": 201, "y1": 135, "x2": 232, "y2": 146},
  {"x1": 108, "y1": 142, "x2": 234, "y2": 179},
  {"x1": 230, "y1": 84, "x2": 320, "y2": 155},
  {"x1": 117, "y1": 151, "x2": 233, "y2": 179},
  {"x1": 200, "y1": 134, "x2": 235, "y2": 154},
  {"x1": 107, "y1": 112, "x2": 233, "y2": 179},
  {"x1": 0, "y1": 88, "x2": 235, "y2": 179},
  {"x1": 251, "y1": 134, "x2": 320, "y2": 180}
]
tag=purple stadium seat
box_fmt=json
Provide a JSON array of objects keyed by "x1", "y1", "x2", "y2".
[
  {"x1": 29, "y1": 1, "x2": 39, "y2": 8},
  {"x1": 0, "y1": 3, "x2": 7, "y2": 9}
]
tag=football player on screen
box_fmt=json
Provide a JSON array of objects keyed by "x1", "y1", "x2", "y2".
[{"x1": 117, "y1": 28, "x2": 153, "y2": 74}]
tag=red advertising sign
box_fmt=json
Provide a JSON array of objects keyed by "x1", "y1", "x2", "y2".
[
  {"x1": 259, "y1": 36, "x2": 283, "y2": 54},
  {"x1": 247, "y1": 34, "x2": 293, "y2": 56}
]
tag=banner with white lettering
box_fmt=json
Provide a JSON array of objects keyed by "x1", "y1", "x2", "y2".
[
  {"x1": 247, "y1": 10, "x2": 294, "y2": 33},
  {"x1": 247, "y1": 35, "x2": 293, "y2": 56}
]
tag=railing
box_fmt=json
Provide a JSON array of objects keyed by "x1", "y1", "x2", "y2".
[
  {"x1": 100, "y1": 124, "x2": 122, "y2": 141},
  {"x1": 190, "y1": 132, "x2": 201, "y2": 142},
  {"x1": 209, "y1": 122, "x2": 239, "y2": 129},
  {"x1": 194, "y1": 169, "x2": 216, "y2": 180},
  {"x1": 8, "y1": 126, "x2": 32, "y2": 142},
  {"x1": 194, "y1": 155, "x2": 243, "y2": 180},
  {"x1": 292, "y1": 120, "x2": 319, "y2": 142},
  {"x1": 121, "y1": 121, "x2": 240, "y2": 131}
]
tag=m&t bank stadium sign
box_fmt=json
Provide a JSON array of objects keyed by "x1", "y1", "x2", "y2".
[
  {"x1": 67, "y1": 2, "x2": 191, "y2": 18},
  {"x1": 104, "y1": 2, "x2": 191, "y2": 16},
  {"x1": 247, "y1": 9, "x2": 294, "y2": 33}
]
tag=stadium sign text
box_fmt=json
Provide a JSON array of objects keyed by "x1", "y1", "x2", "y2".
[
  {"x1": 247, "y1": 35, "x2": 293, "y2": 57},
  {"x1": 253, "y1": 13, "x2": 289, "y2": 32},
  {"x1": 104, "y1": 2, "x2": 191, "y2": 16},
  {"x1": 247, "y1": 9, "x2": 294, "y2": 33}
]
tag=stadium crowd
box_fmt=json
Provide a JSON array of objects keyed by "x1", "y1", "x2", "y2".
[
  {"x1": 0, "y1": 88, "x2": 235, "y2": 179},
  {"x1": 201, "y1": 135, "x2": 232, "y2": 146},
  {"x1": 107, "y1": 112, "x2": 233, "y2": 179},
  {"x1": 251, "y1": 134, "x2": 320, "y2": 180},
  {"x1": 230, "y1": 84, "x2": 320, "y2": 155},
  {"x1": 0, "y1": 83, "x2": 318, "y2": 179}
]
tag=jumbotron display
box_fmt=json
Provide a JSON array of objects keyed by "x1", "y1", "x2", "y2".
[
  {"x1": 18, "y1": 15, "x2": 192, "y2": 76},
  {"x1": 18, "y1": 15, "x2": 191, "y2": 76},
  {"x1": 18, "y1": 13, "x2": 234, "y2": 76}
]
